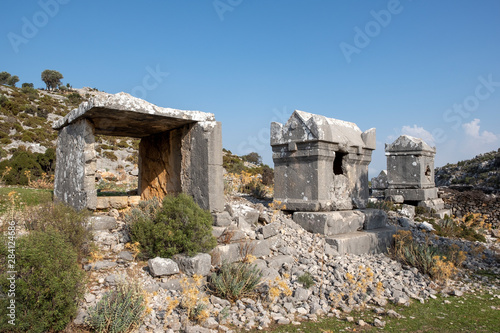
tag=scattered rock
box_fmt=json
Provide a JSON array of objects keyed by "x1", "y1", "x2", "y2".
[
  {"x1": 260, "y1": 222, "x2": 280, "y2": 239},
  {"x1": 89, "y1": 216, "x2": 117, "y2": 230},
  {"x1": 387, "y1": 309, "x2": 402, "y2": 318},
  {"x1": 374, "y1": 318, "x2": 386, "y2": 327},
  {"x1": 418, "y1": 221, "x2": 434, "y2": 231},
  {"x1": 173, "y1": 253, "x2": 212, "y2": 276},
  {"x1": 117, "y1": 251, "x2": 134, "y2": 262},
  {"x1": 148, "y1": 257, "x2": 180, "y2": 277},
  {"x1": 213, "y1": 211, "x2": 232, "y2": 227}
]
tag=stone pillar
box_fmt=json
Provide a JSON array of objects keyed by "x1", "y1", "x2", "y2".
[
  {"x1": 138, "y1": 129, "x2": 183, "y2": 201},
  {"x1": 54, "y1": 118, "x2": 96, "y2": 210},
  {"x1": 182, "y1": 121, "x2": 224, "y2": 212}
]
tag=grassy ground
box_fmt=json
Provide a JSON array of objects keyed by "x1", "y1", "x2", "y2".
[
  {"x1": 259, "y1": 290, "x2": 500, "y2": 332},
  {"x1": 0, "y1": 186, "x2": 53, "y2": 213}
]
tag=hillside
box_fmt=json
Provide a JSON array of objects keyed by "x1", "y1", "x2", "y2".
[
  {"x1": 435, "y1": 149, "x2": 500, "y2": 191},
  {"x1": 0, "y1": 85, "x2": 139, "y2": 187},
  {"x1": 0, "y1": 85, "x2": 274, "y2": 194}
]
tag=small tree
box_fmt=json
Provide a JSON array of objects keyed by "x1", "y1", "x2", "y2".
[
  {"x1": 6, "y1": 75, "x2": 19, "y2": 87},
  {"x1": 242, "y1": 152, "x2": 262, "y2": 165},
  {"x1": 41, "y1": 69, "x2": 63, "y2": 91},
  {"x1": 22, "y1": 82, "x2": 34, "y2": 89},
  {"x1": 0, "y1": 71, "x2": 11, "y2": 84}
]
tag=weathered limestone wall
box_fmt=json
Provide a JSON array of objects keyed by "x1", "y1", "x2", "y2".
[
  {"x1": 387, "y1": 153, "x2": 435, "y2": 189},
  {"x1": 139, "y1": 128, "x2": 184, "y2": 200},
  {"x1": 272, "y1": 142, "x2": 334, "y2": 211},
  {"x1": 182, "y1": 121, "x2": 224, "y2": 212},
  {"x1": 54, "y1": 118, "x2": 96, "y2": 210},
  {"x1": 272, "y1": 143, "x2": 372, "y2": 211},
  {"x1": 346, "y1": 151, "x2": 372, "y2": 208}
]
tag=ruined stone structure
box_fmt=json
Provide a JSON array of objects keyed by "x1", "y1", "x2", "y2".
[
  {"x1": 370, "y1": 170, "x2": 388, "y2": 199},
  {"x1": 53, "y1": 93, "x2": 223, "y2": 212},
  {"x1": 271, "y1": 111, "x2": 395, "y2": 255},
  {"x1": 271, "y1": 110, "x2": 376, "y2": 211},
  {"x1": 385, "y1": 135, "x2": 450, "y2": 217}
]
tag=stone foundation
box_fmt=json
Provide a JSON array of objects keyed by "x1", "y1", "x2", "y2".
[{"x1": 293, "y1": 209, "x2": 396, "y2": 255}]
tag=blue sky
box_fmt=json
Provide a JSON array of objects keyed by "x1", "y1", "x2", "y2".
[{"x1": 1, "y1": 0, "x2": 499, "y2": 177}]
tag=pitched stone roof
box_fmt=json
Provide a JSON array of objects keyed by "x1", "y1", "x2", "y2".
[
  {"x1": 385, "y1": 135, "x2": 436, "y2": 153},
  {"x1": 53, "y1": 92, "x2": 215, "y2": 137},
  {"x1": 271, "y1": 110, "x2": 376, "y2": 149}
]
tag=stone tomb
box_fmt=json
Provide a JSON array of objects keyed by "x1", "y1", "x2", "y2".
[
  {"x1": 271, "y1": 110, "x2": 376, "y2": 211},
  {"x1": 385, "y1": 135, "x2": 450, "y2": 217},
  {"x1": 271, "y1": 111, "x2": 395, "y2": 254},
  {"x1": 53, "y1": 92, "x2": 223, "y2": 212}
]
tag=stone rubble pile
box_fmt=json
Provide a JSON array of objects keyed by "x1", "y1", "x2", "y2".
[{"x1": 74, "y1": 196, "x2": 499, "y2": 332}]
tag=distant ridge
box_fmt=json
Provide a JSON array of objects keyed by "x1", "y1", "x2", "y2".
[{"x1": 435, "y1": 149, "x2": 500, "y2": 192}]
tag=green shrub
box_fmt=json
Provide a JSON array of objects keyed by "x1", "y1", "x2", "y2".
[
  {"x1": 86, "y1": 280, "x2": 145, "y2": 333},
  {"x1": 0, "y1": 94, "x2": 8, "y2": 106},
  {"x1": 0, "y1": 148, "x2": 55, "y2": 185},
  {"x1": 66, "y1": 92, "x2": 82, "y2": 106},
  {"x1": 297, "y1": 272, "x2": 315, "y2": 289},
  {"x1": 103, "y1": 151, "x2": 118, "y2": 161},
  {"x1": 208, "y1": 262, "x2": 262, "y2": 302},
  {"x1": 24, "y1": 202, "x2": 93, "y2": 258},
  {"x1": 0, "y1": 231, "x2": 85, "y2": 332},
  {"x1": 125, "y1": 154, "x2": 138, "y2": 164},
  {"x1": 23, "y1": 104, "x2": 37, "y2": 115},
  {"x1": 21, "y1": 132, "x2": 34, "y2": 142},
  {"x1": 0, "y1": 150, "x2": 43, "y2": 185},
  {"x1": 13, "y1": 122, "x2": 22, "y2": 132},
  {"x1": 124, "y1": 197, "x2": 161, "y2": 225},
  {"x1": 128, "y1": 193, "x2": 217, "y2": 259},
  {"x1": 117, "y1": 140, "x2": 130, "y2": 148},
  {"x1": 260, "y1": 164, "x2": 274, "y2": 186},
  {"x1": 240, "y1": 179, "x2": 268, "y2": 199}
]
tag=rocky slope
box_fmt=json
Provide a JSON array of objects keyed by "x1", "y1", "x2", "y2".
[
  {"x1": 72, "y1": 195, "x2": 499, "y2": 332},
  {"x1": 435, "y1": 149, "x2": 500, "y2": 192},
  {"x1": 0, "y1": 85, "x2": 139, "y2": 185}
]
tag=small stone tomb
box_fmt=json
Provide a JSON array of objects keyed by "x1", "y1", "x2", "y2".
[
  {"x1": 271, "y1": 110, "x2": 395, "y2": 254},
  {"x1": 385, "y1": 135, "x2": 450, "y2": 217},
  {"x1": 53, "y1": 92, "x2": 223, "y2": 212}
]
